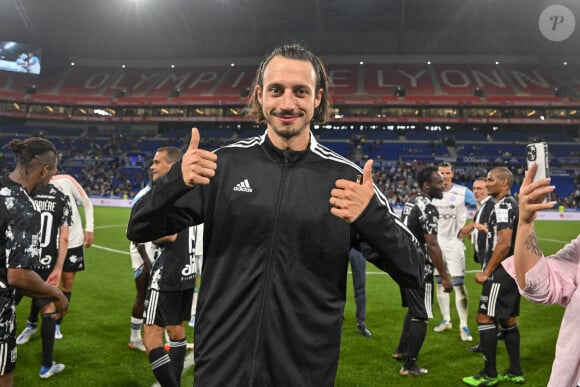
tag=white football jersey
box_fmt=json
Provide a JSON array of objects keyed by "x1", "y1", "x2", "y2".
[
  {"x1": 50, "y1": 174, "x2": 94, "y2": 248},
  {"x1": 432, "y1": 183, "x2": 476, "y2": 240}
]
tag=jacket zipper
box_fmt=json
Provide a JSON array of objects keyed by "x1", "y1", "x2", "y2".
[{"x1": 248, "y1": 158, "x2": 288, "y2": 386}]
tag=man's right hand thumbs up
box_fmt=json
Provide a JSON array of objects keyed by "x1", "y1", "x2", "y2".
[
  {"x1": 188, "y1": 125, "x2": 201, "y2": 150},
  {"x1": 181, "y1": 127, "x2": 218, "y2": 187}
]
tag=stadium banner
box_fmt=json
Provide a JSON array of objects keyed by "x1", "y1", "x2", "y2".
[
  {"x1": 464, "y1": 209, "x2": 580, "y2": 221},
  {"x1": 90, "y1": 197, "x2": 580, "y2": 221},
  {"x1": 90, "y1": 197, "x2": 133, "y2": 208}
]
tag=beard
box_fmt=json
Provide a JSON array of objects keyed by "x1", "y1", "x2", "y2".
[
  {"x1": 266, "y1": 109, "x2": 311, "y2": 141},
  {"x1": 429, "y1": 186, "x2": 444, "y2": 200},
  {"x1": 270, "y1": 124, "x2": 304, "y2": 140}
]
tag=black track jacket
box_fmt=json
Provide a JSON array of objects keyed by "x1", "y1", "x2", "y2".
[{"x1": 127, "y1": 132, "x2": 424, "y2": 387}]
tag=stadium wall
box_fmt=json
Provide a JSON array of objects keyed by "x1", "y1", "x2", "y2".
[{"x1": 92, "y1": 197, "x2": 580, "y2": 221}]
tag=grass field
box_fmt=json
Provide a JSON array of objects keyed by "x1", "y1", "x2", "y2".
[{"x1": 14, "y1": 206, "x2": 577, "y2": 386}]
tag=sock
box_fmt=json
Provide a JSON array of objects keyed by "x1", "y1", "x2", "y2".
[
  {"x1": 41, "y1": 314, "x2": 56, "y2": 368},
  {"x1": 168, "y1": 337, "x2": 187, "y2": 380},
  {"x1": 402, "y1": 318, "x2": 427, "y2": 369},
  {"x1": 130, "y1": 317, "x2": 143, "y2": 342},
  {"x1": 149, "y1": 347, "x2": 178, "y2": 387},
  {"x1": 56, "y1": 291, "x2": 72, "y2": 325},
  {"x1": 190, "y1": 288, "x2": 197, "y2": 326},
  {"x1": 502, "y1": 324, "x2": 523, "y2": 375},
  {"x1": 28, "y1": 303, "x2": 40, "y2": 326},
  {"x1": 436, "y1": 282, "x2": 451, "y2": 322},
  {"x1": 479, "y1": 323, "x2": 498, "y2": 377},
  {"x1": 192, "y1": 287, "x2": 198, "y2": 315},
  {"x1": 454, "y1": 283, "x2": 469, "y2": 328},
  {"x1": 395, "y1": 313, "x2": 411, "y2": 354}
]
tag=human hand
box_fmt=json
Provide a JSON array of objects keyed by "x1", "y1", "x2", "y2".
[
  {"x1": 519, "y1": 163, "x2": 556, "y2": 224},
  {"x1": 181, "y1": 128, "x2": 218, "y2": 188},
  {"x1": 46, "y1": 269, "x2": 62, "y2": 287},
  {"x1": 458, "y1": 224, "x2": 473, "y2": 239},
  {"x1": 84, "y1": 231, "x2": 94, "y2": 248},
  {"x1": 52, "y1": 289, "x2": 69, "y2": 321},
  {"x1": 330, "y1": 160, "x2": 376, "y2": 223},
  {"x1": 442, "y1": 277, "x2": 453, "y2": 293},
  {"x1": 475, "y1": 271, "x2": 489, "y2": 284},
  {"x1": 473, "y1": 223, "x2": 488, "y2": 234}
]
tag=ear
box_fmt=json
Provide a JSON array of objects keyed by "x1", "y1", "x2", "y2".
[
  {"x1": 314, "y1": 88, "x2": 323, "y2": 108},
  {"x1": 256, "y1": 85, "x2": 263, "y2": 105},
  {"x1": 40, "y1": 168, "x2": 47, "y2": 179}
]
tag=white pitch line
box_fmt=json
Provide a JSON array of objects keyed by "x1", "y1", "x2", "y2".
[
  {"x1": 141, "y1": 235, "x2": 568, "y2": 386},
  {"x1": 94, "y1": 224, "x2": 127, "y2": 229},
  {"x1": 94, "y1": 226, "x2": 570, "y2": 271},
  {"x1": 91, "y1": 244, "x2": 130, "y2": 256},
  {"x1": 363, "y1": 237, "x2": 569, "y2": 275},
  {"x1": 540, "y1": 237, "x2": 573, "y2": 244},
  {"x1": 92, "y1": 225, "x2": 197, "y2": 387}
]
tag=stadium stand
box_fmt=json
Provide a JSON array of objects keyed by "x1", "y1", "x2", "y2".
[{"x1": 0, "y1": 60, "x2": 578, "y2": 205}]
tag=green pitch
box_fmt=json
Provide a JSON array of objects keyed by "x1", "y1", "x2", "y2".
[{"x1": 14, "y1": 207, "x2": 576, "y2": 386}]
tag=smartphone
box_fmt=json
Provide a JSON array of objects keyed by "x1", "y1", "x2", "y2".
[{"x1": 526, "y1": 142, "x2": 550, "y2": 201}]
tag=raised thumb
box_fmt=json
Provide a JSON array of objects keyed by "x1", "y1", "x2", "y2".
[
  {"x1": 363, "y1": 159, "x2": 374, "y2": 186},
  {"x1": 189, "y1": 127, "x2": 200, "y2": 150}
]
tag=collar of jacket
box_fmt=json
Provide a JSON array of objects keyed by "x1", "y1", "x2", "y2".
[{"x1": 262, "y1": 133, "x2": 309, "y2": 166}]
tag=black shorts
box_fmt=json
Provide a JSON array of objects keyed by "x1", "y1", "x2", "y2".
[
  {"x1": 14, "y1": 291, "x2": 53, "y2": 311},
  {"x1": 62, "y1": 245, "x2": 85, "y2": 273},
  {"x1": 400, "y1": 274, "x2": 433, "y2": 320},
  {"x1": 0, "y1": 295, "x2": 17, "y2": 375},
  {"x1": 144, "y1": 288, "x2": 194, "y2": 327},
  {"x1": 478, "y1": 266, "x2": 520, "y2": 320},
  {"x1": 13, "y1": 270, "x2": 52, "y2": 310},
  {"x1": 0, "y1": 337, "x2": 16, "y2": 376}
]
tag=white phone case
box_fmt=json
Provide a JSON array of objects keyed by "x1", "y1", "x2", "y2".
[{"x1": 526, "y1": 142, "x2": 550, "y2": 201}]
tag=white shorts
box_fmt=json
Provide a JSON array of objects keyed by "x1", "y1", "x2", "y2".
[
  {"x1": 434, "y1": 237, "x2": 466, "y2": 278},
  {"x1": 130, "y1": 242, "x2": 156, "y2": 273}
]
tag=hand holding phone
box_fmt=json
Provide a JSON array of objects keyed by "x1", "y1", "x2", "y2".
[{"x1": 526, "y1": 142, "x2": 550, "y2": 201}]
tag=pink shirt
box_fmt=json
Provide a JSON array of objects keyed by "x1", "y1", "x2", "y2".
[{"x1": 503, "y1": 235, "x2": 580, "y2": 387}]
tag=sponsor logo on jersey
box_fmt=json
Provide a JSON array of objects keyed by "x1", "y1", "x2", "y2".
[
  {"x1": 233, "y1": 179, "x2": 253, "y2": 193},
  {"x1": 182, "y1": 262, "x2": 196, "y2": 276}
]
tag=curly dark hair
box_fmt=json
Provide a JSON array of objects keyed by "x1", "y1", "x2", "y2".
[{"x1": 6, "y1": 137, "x2": 57, "y2": 169}]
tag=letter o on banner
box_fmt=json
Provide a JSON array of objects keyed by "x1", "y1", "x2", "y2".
[{"x1": 539, "y1": 5, "x2": 575, "y2": 42}]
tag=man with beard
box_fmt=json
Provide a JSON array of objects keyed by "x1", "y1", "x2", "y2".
[{"x1": 128, "y1": 43, "x2": 424, "y2": 386}]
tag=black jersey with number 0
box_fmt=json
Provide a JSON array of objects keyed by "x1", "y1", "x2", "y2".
[{"x1": 33, "y1": 183, "x2": 73, "y2": 272}]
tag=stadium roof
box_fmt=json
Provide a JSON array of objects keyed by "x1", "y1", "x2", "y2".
[{"x1": 1, "y1": 0, "x2": 579, "y2": 66}]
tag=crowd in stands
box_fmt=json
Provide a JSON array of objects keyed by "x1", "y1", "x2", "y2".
[
  {"x1": 1, "y1": 127, "x2": 579, "y2": 208},
  {"x1": 371, "y1": 161, "x2": 578, "y2": 209}
]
